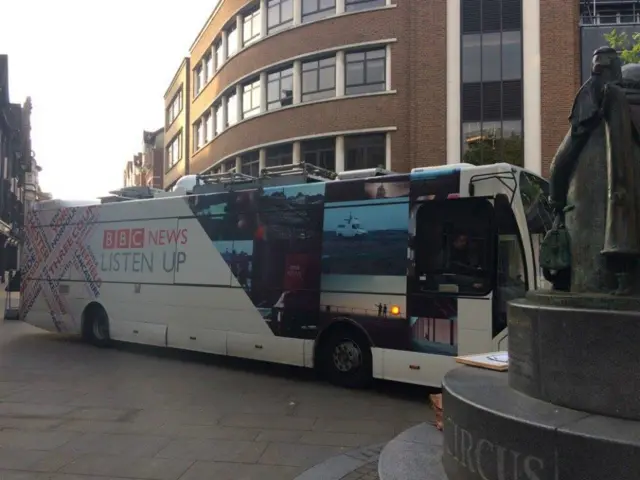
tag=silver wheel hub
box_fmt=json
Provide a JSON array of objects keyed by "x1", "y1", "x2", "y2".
[
  {"x1": 93, "y1": 318, "x2": 107, "y2": 340},
  {"x1": 332, "y1": 340, "x2": 362, "y2": 373}
]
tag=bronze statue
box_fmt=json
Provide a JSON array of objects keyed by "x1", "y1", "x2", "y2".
[{"x1": 542, "y1": 47, "x2": 640, "y2": 295}]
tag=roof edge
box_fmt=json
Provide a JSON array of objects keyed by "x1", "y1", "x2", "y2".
[
  {"x1": 164, "y1": 57, "x2": 190, "y2": 99},
  {"x1": 189, "y1": 0, "x2": 225, "y2": 53}
]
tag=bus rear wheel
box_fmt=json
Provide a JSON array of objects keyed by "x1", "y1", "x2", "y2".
[
  {"x1": 82, "y1": 305, "x2": 111, "y2": 348},
  {"x1": 319, "y1": 326, "x2": 372, "y2": 389}
]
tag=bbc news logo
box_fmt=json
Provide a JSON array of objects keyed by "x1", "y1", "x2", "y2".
[{"x1": 103, "y1": 229, "x2": 145, "y2": 249}]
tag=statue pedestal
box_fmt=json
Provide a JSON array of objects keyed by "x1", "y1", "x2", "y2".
[{"x1": 441, "y1": 291, "x2": 640, "y2": 479}]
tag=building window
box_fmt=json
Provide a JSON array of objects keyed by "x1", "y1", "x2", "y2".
[
  {"x1": 224, "y1": 159, "x2": 237, "y2": 173},
  {"x1": 195, "y1": 121, "x2": 205, "y2": 150},
  {"x1": 214, "y1": 39, "x2": 224, "y2": 69},
  {"x1": 214, "y1": 102, "x2": 223, "y2": 135},
  {"x1": 267, "y1": 0, "x2": 293, "y2": 34},
  {"x1": 194, "y1": 65, "x2": 204, "y2": 95},
  {"x1": 241, "y1": 151, "x2": 261, "y2": 177},
  {"x1": 226, "y1": 91, "x2": 238, "y2": 127},
  {"x1": 167, "y1": 90, "x2": 182, "y2": 125},
  {"x1": 227, "y1": 24, "x2": 238, "y2": 57},
  {"x1": 203, "y1": 54, "x2": 212, "y2": 84},
  {"x1": 205, "y1": 112, "x2": 214, "y2": 142},
  {"x1": 345, "y1": 0, "x2": 385, "y2": 12},
  {"x1": 242, "y1": 79, "x2": 261, "y2": 119},
  {"x1": 302, "y1": 0, "x2": 336, "y2": 22},
  {"x1": 243, "y1": 7, "x2": 261, "y2": 45},
  {"x1": 345, "y1": 48, "x2": 386, "y2": 95},
  {"x1": 302, "y1": 138, "x2": 336, "y2": 171},
  {"x1": 266, "y1": 144, "x2": 293, "y2": 167},
  {"x1": 460, "y1": 0, "x2": 523, "y2": 167},
  {"x1": 267, "y1": 66, "x2": 294, "y2": 110},
  {"x1": 302, "y1": 56, "x2": 336, "y2": 102},
  {"x1": 344, "y1": 134, "x2": 386, "y2": 170},
  {"x1": 166, "y1": 133, "x2": 182, "y2": 169}
]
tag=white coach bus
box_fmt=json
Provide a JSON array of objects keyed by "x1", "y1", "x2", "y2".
[{"x1": 20, "y1": 162, "x2": 552, "y2": 388}]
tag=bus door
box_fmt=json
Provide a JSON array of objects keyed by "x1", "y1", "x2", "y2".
[
  {"x1": 407, "y1": 197, "x2": 496, "y2": 356},
  {"x1": 492, "y1": 193, "x2": 528, "y2": 349}
]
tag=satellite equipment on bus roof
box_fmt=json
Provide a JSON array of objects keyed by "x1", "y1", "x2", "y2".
[
  {"x1": 99, "y1": 186, "x2": 167, "y2": 204},
  {"x1": 336, "y1": 167, "x2": 395, "y2": 181},
  {"x1": 190, "y1": 162, "x2": 339, "y2": 195}
]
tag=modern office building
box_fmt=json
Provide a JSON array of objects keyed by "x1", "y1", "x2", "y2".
[{"x1": 162, "y1": 0, "x2": 637, "y2": 190}]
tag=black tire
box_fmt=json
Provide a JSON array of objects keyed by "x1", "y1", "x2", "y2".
[
  {"x1": 82, "y1": 306, "x2": 111, "y2": 348},
  {"x1": 319, "y1": 326, "x2": 373, "y2": 389}
]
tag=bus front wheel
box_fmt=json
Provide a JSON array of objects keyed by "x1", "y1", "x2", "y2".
[
  {"x1": 82, "y1": 304, "x2": 111, "y2": 348},
  {"x1": 318, "y1": 325, "x2": 372, "y2": 389}
]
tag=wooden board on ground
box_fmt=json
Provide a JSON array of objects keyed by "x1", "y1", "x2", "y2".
[{"x1": 455, "y1": 351, "x2": 508, "y2": 371}]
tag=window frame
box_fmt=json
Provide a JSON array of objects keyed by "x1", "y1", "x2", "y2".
[
  {"x1": 166, "y1": 133, "x2": 182, "y2": 170},
  {"x1": 267, "y1": 66, "x2": 294, "y2": 110},
  {"x1": 411, "y1": 197, "x2": 496, "y2": 297},
  {"x1": 214, "y1": 39, "x2": 224, "y2": 70},
  {"x1": 227, "y1": 23, "x2": 239, "y2": 58},
  {"x1": 265, "y1": 144, "x2": 293, "y2": 167},
  {"x1": 302, "y1": 0, "x2": 336, "y2": 22},
  {"x1": 345, "y1": 48, "x2": 387, "y2": 95},
  {"x1": 226, "y1": 91, "x2": 238, "y2": 127},
  {"x1": 344, "y1": 0, "x2": 386, "y2": 13},
  {"x1": 344, "y1": 133, "x2": 386, "y2": 171},
  {"x1": 166, "y1": 90, "x2": 182, "y2": 125},
  {"x1": 243, "y1": 7, "x2": 261, "y2": 45},
  {"x1": 267, "y1": 0, "x2": 294, "y2": 34},
  {"x1": 214, "y1": 101, "x2": 223, "y2": 135},
  {"x1": 240, "y1": 151, "x2": 261, "y2": 177},
  {"x1": 242, "y1": 78, "x2": 262, "y2": 119},
  {"x1": 302, "y1": 56, "x2": 336, "y2": 102},
  {"x1": 301, "y1": 138, "x2": 336, "y2": 171}
]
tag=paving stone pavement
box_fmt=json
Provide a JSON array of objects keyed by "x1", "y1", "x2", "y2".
[{"x1": 0, "y1": 320, "x2": 433, "y2": 479}]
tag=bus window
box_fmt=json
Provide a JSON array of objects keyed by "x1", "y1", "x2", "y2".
[
  {"x1": 493, "y1": 194, "x2": 527, "y2": 335},
  {"x1": 413, "y1": 198, "x2": 494, "y2": 295}
]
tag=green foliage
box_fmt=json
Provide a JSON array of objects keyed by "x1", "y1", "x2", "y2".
[
  {"x1": 462, "y1": 133, "x2": 524, "y2": 167},
  {"x1": 604, "y1": 29, "x2": 640, "y2": 64}
]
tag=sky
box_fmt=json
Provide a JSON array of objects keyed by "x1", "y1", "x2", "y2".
[{"x1": 0, "y1": 0, "x2": 218, "y2": 200}]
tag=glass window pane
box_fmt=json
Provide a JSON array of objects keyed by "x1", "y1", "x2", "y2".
[
  {"x1": 346, "y1": 52, "x2": 365, "y2": 63},
  {"x1": 501, "y1": 31, "x2": 522, "y2": 81},
  {"x1": 282, "y1": 74, "x2": 293, "y2": 92},
  {"x1": 320, "y1": 57, "x2": 335, "y2": 68},
  {"x1": 462, "y1": 34, "x2": 481, "y2": 83},
  {"x1": 268, "y1": 5, "x2": 279, "y2": 27},
  {"x1": 481, "y1": 33, "x2": 501, "y2": 82},
  {"x1": 303, "y1": 60, "x2": 319, "y2": 71},
  {"x1": 367, "y1": 58, "x2": 385, "y2": 83},
  {"x1": 302, "y1": 70, "x2": 318, "y2": 93},
  {"x1": 267, "y1": 81, "x2": 280, "y2": 101},
  {"x1": 320, "y1": 0, "x2": 335, "y2": 8},
  {"x1": 319, "y1": 66, "x2": 335, "y2": 90},
  {"x1": 366, "y1": 49, "x2": 386, "y2": 60},
  {"x1": 346, "y1": 62, "x2": 364, "y2": 86},
  {"x1": 282, "y1": 0, "x2": 293, "y2": 21},
  {"x1": 302, "y1": 0, "x2": 318, "y2": 14}
]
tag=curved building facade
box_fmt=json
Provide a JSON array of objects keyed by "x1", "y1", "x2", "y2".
[{"x1": 163, "y1": 0, "x2": 585, "y2": 190}]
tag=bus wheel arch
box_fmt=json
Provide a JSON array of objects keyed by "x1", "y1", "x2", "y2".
[
  {"x1": 314, "y1": 319, "x2": 373, "y2": 389},
  {"x1": 81, "y1": 302, "x2": 111, "y2": 348}
]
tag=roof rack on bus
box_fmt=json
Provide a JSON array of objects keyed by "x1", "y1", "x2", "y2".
[
  {"x1": 336, "y1": 167, "x2": 395, "y2": 180},
  {"x1": 191, "y1": 162, "x2": 339, "y2": 195}
]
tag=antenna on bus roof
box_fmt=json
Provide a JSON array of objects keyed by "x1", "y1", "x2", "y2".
[{"x1": 191, "y1": 162, "x2": 339, "y2": 195}]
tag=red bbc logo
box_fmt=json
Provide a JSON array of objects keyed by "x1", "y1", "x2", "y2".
[{"x1": 103, "y1": 228, "x2": 145, "y2": 249}]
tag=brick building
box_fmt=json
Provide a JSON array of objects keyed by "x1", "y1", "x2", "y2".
[
  {"x1": 123, "y1": 128, "x2": 165, "y2": 189},
  {"x1": 0, "y1": 55, "x2": 35, "y2": 274},
  {"x1": 161, "y1": 0, "x2": 636, "y2": 190}
]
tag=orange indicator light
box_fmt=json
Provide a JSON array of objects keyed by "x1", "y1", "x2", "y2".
[{"x1": 390, "y1": 305, "x2": 400, "y2": 315}]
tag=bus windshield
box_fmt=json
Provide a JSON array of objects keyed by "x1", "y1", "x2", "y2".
[{"x1": 519, "y1": 171, "x2": 554, "y2": 288}]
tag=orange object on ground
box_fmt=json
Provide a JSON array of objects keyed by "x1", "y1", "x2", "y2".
[{"x1": 430, "y1": 393, "x2": 443, "y2": 431}]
